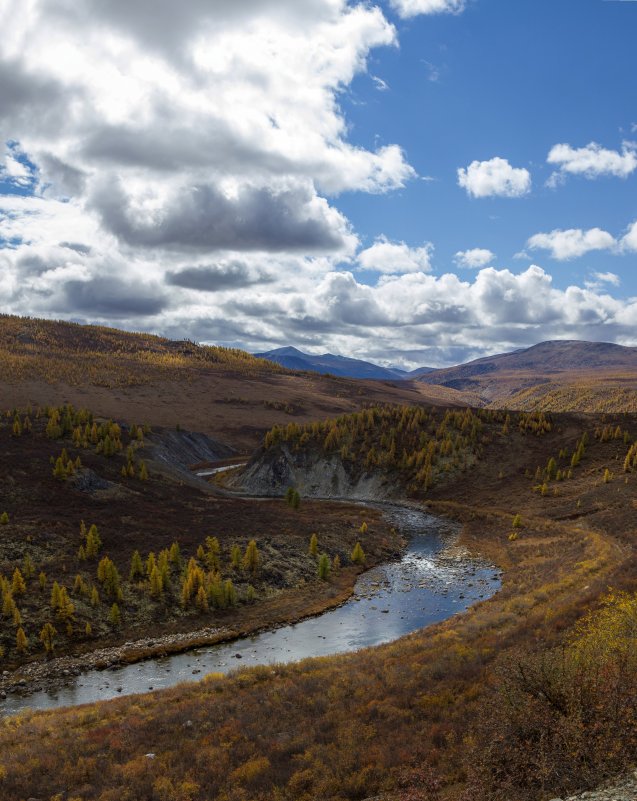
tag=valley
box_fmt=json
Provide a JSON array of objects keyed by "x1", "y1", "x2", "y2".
[{"x1": 0, "y1": 319, "x2": 636, "y2": 801}]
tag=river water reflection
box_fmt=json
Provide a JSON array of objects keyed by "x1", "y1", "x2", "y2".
[{"x1": 2, "y1": 506, "x2": 500, "y2": 717}]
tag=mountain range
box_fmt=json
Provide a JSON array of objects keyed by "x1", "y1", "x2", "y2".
[
  {"x1": 257, "y1": 340, "x2": 637, "y2": 383},
  {"x1": 256, "y1": 340, "x2": 637, "y2": 411},
  {"x1": 254, "y1": 346, "x2": 434, "y2": 381}
]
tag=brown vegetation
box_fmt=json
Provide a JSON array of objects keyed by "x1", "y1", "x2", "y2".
[
  {"x1": 2, "y1": 403, "x2": 637, "y2": 799},
  {"x1": 0, "y1": 403, "x2": 398, "y2": 670},
  {"x1": 0, "y1": 314, "x2": 458, "y2": 451}
]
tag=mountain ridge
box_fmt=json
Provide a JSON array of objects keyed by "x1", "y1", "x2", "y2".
[{"x1": 255, "y1": 345, "x2": 431, "y2": 381}]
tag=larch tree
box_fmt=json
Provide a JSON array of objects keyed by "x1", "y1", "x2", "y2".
[
  {"x1": 16, "y1": 627, "x2": 28, "y2": 653},
  {"x1": 40, "y1": 622, "x2": 57, "y2": 655},
  {"x1": 317, "y1": 553, "x2": 331, "y2": 580},
  {"x1": 351, "y1": 542, "x2": 365, "y2": 565},
  {"x1": 109, "y1": 603, "x2": 121, "y2": 626},
  {"x1": 129, "y1": 550, "x2": 144, "y2": 581},
  {"x1": 243, "y1": 540, "x2": 260, "y2": 573}
]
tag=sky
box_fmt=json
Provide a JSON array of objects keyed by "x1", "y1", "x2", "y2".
[{"x1": 1, "y1": 0, "x2": 637, "y2": 369}]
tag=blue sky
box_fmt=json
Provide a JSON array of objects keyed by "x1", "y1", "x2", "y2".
[
  {"x1": 1, "y1": 0, "x2": 637, "y2": 367},
  {"x1": 341, "y1": 0, "x2": 637, "y2": 292}
]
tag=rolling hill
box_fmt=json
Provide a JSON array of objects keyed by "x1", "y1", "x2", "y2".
[
  {"x1": 419, "y1": 339, "x2": 637, "y2": 411},
  {"x1": 0, "y1": 315, "x2": 457, "y2": 451}
]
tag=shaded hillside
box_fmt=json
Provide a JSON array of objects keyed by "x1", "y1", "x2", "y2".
[{"x1": 0, "y1": 315, "x2": 461, "y2": 451}]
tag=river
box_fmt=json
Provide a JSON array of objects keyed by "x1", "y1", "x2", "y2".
[{"x1": 1, "y1": 506, "x2": 500, "y2": 717}]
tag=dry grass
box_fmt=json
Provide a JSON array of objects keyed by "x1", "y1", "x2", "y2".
[{"x1": 1, "y1": 407, "x2": 636, "y2": 799}]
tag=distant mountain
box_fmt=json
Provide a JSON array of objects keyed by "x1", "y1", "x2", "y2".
[
  {"x1": 255, "y1": 346, "x2": 430, "y2": 381},
  {"x1": 417, "y1": 340, "x2": 637, "y2": 407},
  {"x1": 420, "y1": 340, "x2": 637, "y2": 385}
]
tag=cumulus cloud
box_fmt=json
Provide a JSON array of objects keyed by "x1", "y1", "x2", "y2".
[
  {"x1": 226, "y1": 264, "x2": 627, "y2": 367},
  {"x1": 91, "y1": 177, "x2": 356, "y2": 254},
  {"x1": 165, "y1": 263, "x2": 273, "y2": 292},
  {"x1": 0, "y1": 0, "x2": 414, "y2": 257},
  {"x1": 389, "y1": 0, "x2": 466, "y2": 18},
  {"x1": 621, "y1": 220, "x2": 637, "y2": 252},
  {"x1": 4, "y1": 1, "x2": 637, "y2": 366},
  {"x1": 63, "y1": 277, "x2": 168, "y2": 317},
  {"x1": 527, "y1": 228, "x2": 617, "y2": 261},
  {"x1": 592, "y1": 272, "x2": 620, "y2": 286},
  {"x1": 583, "y1": 272, "x2": 620, "y2": 292},
  {"x1": 358, "y1": 237, "x2": 434, "y2": 274},
  {"x1": 454, "y1": 248, "x2": 495, "y2": 269},
  {"x1": 547, "y1": 141, "x2": 637, "y2": 186},
  {"x1": 457, "y1": 157, "x2": 531, "y2": 198}
]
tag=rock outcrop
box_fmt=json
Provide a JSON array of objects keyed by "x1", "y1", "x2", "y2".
[{"x1": 235, "y1": 443, "x2": 399, "y2": 501}]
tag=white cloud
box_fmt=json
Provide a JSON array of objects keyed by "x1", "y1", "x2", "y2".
[
  {"x1": 547, "y1": 141, "x2": 637, "y2": 186},
  {"x1": 422, "y1": 60, "x2": 441, "y2": 82},
  {"x1": 457, "y1": 157, "x2": 531, "y2": 198},
  {"x1": 621, "y1": 220, "x2": 637, "y2": 252},
  {"x1": 585, "y1": 271, "x2": 621, "y2": 290},
  {"x1": 371, "y1": 75, "x2": 389, "y2": 91},
  {"x1": 454, "y1": 248, "x2": 495, "y2": 269},
  {"x1": 0, "y1": 0, "x2": 416, "y2": 261},
  {"x1": 592, "y1": 271, "x2": 620, "y2": 286},
  {"x1": 389, "y1": 0, "x2": 466, "y2": 18},
  {"x1": 527, "y1": 228, "x2": 617, "y2": 261},
  {"x1": 358, "y1": 237, "x2": 434, "y2": 274},
  {"x1": 4, "y1": 1, "x2": 637, "y2": 367}
]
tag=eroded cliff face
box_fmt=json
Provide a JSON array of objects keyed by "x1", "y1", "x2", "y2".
[{"x1": 234, "y1": 443, "x2": 399, "y2": 500}]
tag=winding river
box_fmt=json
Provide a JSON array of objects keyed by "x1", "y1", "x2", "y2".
[{"x1": 1, "y1": 506, "x2": 500, "y2": 717}]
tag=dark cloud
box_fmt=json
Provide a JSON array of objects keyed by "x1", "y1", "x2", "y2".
[
  {"x1": 92, "y1": 179, "x2": 348, "y2": 253},
  {"x1": 15, "y1": 254, "x2": 55, "y2": 276},
  {"x1": 80, "y1": 119, "x2": 300, "y2": 177},
  {"x1": 166, "y1": 263, "x2": 273, "y2": 292},
  {"x1": 38, "y1": 154, "x2": 87, "y2": 197},
  {"x1": 0, "y1": 60, "x2": 63, "y2": 122},
  {"x1": 63, "y1": 277, "x2": 167, "y2": 317},
  {"x1": 60, "y1": 241, "x2": 92, "y2": 255}
]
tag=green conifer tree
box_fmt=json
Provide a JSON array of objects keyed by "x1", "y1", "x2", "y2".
[{"x1": 317, "y1": 553, "x2": 331, "y2": 580}]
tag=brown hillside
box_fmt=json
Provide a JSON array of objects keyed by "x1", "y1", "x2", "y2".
[
  {"x1": 419, "y1": 340, "x2": 637, "y2": 411},
  {"x1": 0, "y1": 315, "x2": 463, "y2": 451}
]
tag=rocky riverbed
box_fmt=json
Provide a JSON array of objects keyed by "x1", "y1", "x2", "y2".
[
  {"x1": 0, "y1": 625, "x2": 229, "y2": 701},
  {"x1": 0, "y1": 507, "x2": 500, "y2": 717}
]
